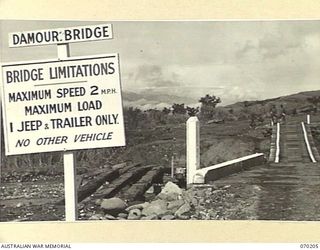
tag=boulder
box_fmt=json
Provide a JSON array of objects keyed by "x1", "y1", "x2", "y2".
[
  {"x1": 141, "y1": 214, "x2": 158, "y2": 220},
  {"x1": 100, "y1": 197, "x2": 127, "y2": 215},
  {"x1": 127, "y1": 208, "x2": 142, "y2": 220},
  {"x1": 174, "y1": 203, "x2": 191, "y2": 217},
  {"x1": 182, "y1": 190, "x2": 197, "y2": 205},
  {"x1": 104, "y1": 214, "x2": 117, "y2": 220},
  {"x1": 146, "y1": 186, "x2": 154, "y2": 194},
  {"x1": 126, "y1": 202, "x2": 149, "y2": 212},
  {"x1": 195, "y1": 189, "x2": 206, "y2": 197},
  {"x1": 95, "y1": 199, "x2": 103, "y2": 206},
  {"x1": 167, "y1": 199, "x2": 185, "y2": 212},
  {"x1": 117, "y1": 213, "x2": 128, "y2": 219},
  {"x1": 161, "y1": 215, "x2": 175, "y2": 220},
  {"x1": 157, "y1": 181, "x2": 183, "y2": 201},
  {"x1": 176, "y1": 214, "x2": 190, "y2": 220},
  {"x1": 89, "y1": 214, "x2": 103, "y2": 220},
  {"x1": 157, "y1": 192, "x2": 179, "y2": 201},
  {"x1": 161, "y1": 181, "x2": 182, "y2": 195},
  {"x1": 142, "y1": 199, "x2": 168, "y2": 217}
]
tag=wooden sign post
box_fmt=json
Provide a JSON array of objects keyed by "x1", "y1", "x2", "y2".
[{"x1": 57, "y1": 43, "x2": 77, "y2": 221}]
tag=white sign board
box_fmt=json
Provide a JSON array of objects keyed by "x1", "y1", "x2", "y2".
[
  {"x1": 1, "y1": 53, "x2": 125, "y2": 155},
  {"x1": 8, "y1": 24, "x2": 113, "y2": 47}
]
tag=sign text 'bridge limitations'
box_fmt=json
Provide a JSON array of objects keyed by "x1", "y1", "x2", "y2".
[{"x1": 1, "y1": 53, "x2": 125, "y2": 155}]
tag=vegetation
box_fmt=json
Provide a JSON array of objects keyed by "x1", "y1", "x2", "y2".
[
  {"x1": 2, "y1": 91, "x2": 320, "y2": 174},
  {"x1": 199, "y1": 94, "x2": 221, "y2": 119}
]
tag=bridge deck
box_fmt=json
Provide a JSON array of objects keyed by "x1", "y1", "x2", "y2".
[
  {"x1": 209, "y1": 119, "x2": 320, "y2": 220},
  {"x1": 212, "y1": 162, "x2": 320, "y2": 220}
]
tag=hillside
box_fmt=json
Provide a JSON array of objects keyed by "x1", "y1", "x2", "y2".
[
  {"x1": 1, "y1": 89, "x2": 320, "y2": 221},
  {"x1": 227, "y1": 90, "x2": 320, "y2": 109},
  {"x1": 219, "y1": 90, "x2": 320, "y2": 121}
]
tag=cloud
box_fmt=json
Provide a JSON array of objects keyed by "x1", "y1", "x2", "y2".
[
  {"x1": 236, "y1": 40, "x2": 256, "y2": 58},
  {"x1": 126, "y1": 64, "x2": 182, "y2": 90},
  {"x1": 258, "y1": 32, "x2": 302, "y2": 59}
]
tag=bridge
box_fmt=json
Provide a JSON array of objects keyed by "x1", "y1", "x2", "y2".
[{"x1": 188, "y1": 115, "x2": 320, "y2": 220}]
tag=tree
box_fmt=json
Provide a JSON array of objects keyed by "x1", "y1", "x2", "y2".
[
  {"x1": 171, "y1": 103, "x2": 186, "y2": 115},
  {"x1": 125, "y1": 107, "x2": 142, "y2": 129},
  {"x1": 199, "y1": 94, "x2": 221, "y2": 119},
  {"x1": 199, "y1": 94, "x2": 221, "y2": 107},
  {"x1": 307, "y1": 96, "x2": 320, "y2": 113},
  {"x1": 307, "y1": 96, "x2": 320, "y2": 105},
  {"x1": 162, "y1": 107, "x2": 171, "y2": 115},
  {"x1": 186, "y1": 106, "x2": 199, "y2": 116}
]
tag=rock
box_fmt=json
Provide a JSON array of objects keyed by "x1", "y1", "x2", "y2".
[
  {"x1": 100, "y1": 198, "x2": 127, "y2": 215},
  {"x1": 190, "y1": 198, "x2": 198, "y2": 206},
  {"x1": 86, "y1": 212, "x2": 93, "y2": 218},
  {"x1": 126, "y1": 202, "x2": 149, "y2": 212},
  {"x1": 198, "y1": 198, "x2": 205, "y2": 204},
  {"x1": 167, "y1": 199, "x2": 185, "y2": 212},
  {"x1": 212, "y1": 190, "x2": 223, "y2": 195},
  {"x1": 16, "y1": 202, "x2": 24, "y2": 208},
  {"x1": 161, "y1": 215, "x2": 175, "y2": 220},
  {"x1": 195, "y1": 189, "x2": 206, "y2": 197},
  {"x1": 141, "y1": 214, "x2": 158, "y2": 220},
  {"x1": 95, "y1": 199, "x2": 102, "y2": 206},
  {"x1": 89, "y1": 214, "x2": 103, "y2": 220},
  {"x1": 157, "y1": 192, "x2": 179, "y2": 201},
  {"x1": 104, "y1": 214, "x2": 117, "y2": 220},
  {"x1": 78, "y1": 204, "x2": 85, "y2": 210},
  {"x1": 208, "y1": 210, "x2": 218, "y2": 218},
  {"x1": 79, "y1": 212, "x2": 86, "y2": 217},
  {"x1": 117, "y1": 213, "x2": 128, "y2": 219},
  {"x1": 176, "y1": 214, "x2": 190, "y2": 220},
  {"x1": 205, "y1": 189, "x2": 212, "y2": 197},
  {"x1": 161, "y1": 181, "x2": 182, "y2": 196},
  {"x1": 182, "y1": 190, "x2": 196, "y2": 205},
  {"x1": 127, "y1": 208, "x2": 142, "y2": 220},
  {"x1": 142, "y1": 199, "x2": 168, "y2": 217},
  {"x1": 174, "y1": 203, "x2": 191, "y2": 217},
  {"x1": 146, "y1": 186, "x2": 154, "y2": 194},
  {"x1": 193, "y1": 173, "x2": 205, "y2": 184}
]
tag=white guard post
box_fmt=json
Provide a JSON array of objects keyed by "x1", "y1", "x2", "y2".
[
  {"x1": 58, "y1": 43, "x2": 78, "y2": 221},
  {"x1": 186, "y1": 116, "x2": 200, "y2": 186},
  {"x1": 307, "y1": 114, "x2": 311, "y2": 125},
  {"x1": 275, "y1": 122, "x2": 280, "y2": 163}
]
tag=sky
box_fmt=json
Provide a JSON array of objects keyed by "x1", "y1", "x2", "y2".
[{"x1": 1, "y1": 20, "x2": 320, "y2": 108}]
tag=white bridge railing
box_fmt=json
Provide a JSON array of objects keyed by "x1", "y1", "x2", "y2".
[
  {"x1": 275, "y1": 122, "x2": 280, "y2": 163},
  {"x1": 301, "y1": 122, "x2": 316, "y2": 163}
]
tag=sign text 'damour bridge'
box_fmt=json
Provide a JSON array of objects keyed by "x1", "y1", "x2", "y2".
[{"x1": 8, "y1": 24, "x2": 113, "y2": 47}]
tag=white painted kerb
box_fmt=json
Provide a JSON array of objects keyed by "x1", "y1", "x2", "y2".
[{"x1": 193, "y1": 153, "x2": 264, "y2": 182}]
